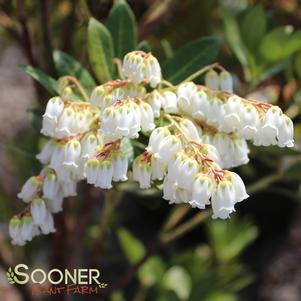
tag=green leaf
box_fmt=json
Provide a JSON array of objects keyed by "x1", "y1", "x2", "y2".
[
  {"x1": 107, "y1": 0, "x2": 137, "y2": 58},
  {"x1": 53, "y1": 50, "x2": 96, "y2": 91},
  {"x1": 294, "y1": 50, "x2": 301, "y2": 81},
  {"x1": 241, "y1": 5, "x2": 267, "y2": 52},
  {"x1": 117, "y1": 228, "x2": 145, "y2": 264},
  {"x1": 223, "y1": 15, "x2": 248, "y2": 68},
  {"x1": 138, "y1": 256, "x2": 166, "y2": 286},
  {"x1": 260, "y1": 26, "x2": 301, "y2": 62},
  {"x1": 162, "y1": 37, "x2": 220, "y2": 84},
  {"x1": 136, "y1": 40, "x2": 151, "y2": 52},
  {"x1": 88, "y1": 17, "x2": 114, "y2": 83},
  {"x1": 162, "y1": 266, "x2": 192, "y2": 301},
  {"x1": 207, "y1": 218, "x2": 258, "y2": 263},
  {"x1": 20, "y1": 64, "x2": 59, "y2": 96}
]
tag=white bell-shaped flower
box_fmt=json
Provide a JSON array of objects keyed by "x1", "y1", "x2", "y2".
[
  {"x1": 211, "y1": 179, "x2": 236, "y2": 219},
  {"x1": 45, "y1": 193, "x2": 64, "y2": 213},
  {"x1": 178, "y1": 119, "x2": 201, "y2": 141},
  {"x1": 221, "y1": 95, "x2": 243, "y2": 133},
  {"x1": 205, "y1": 69, "x2": 219, "y2": 90},
  {"x1": 49, "y1": 142, "x2": 65, "y2": 171},
  {"x1": 43, "y1": 97, "x2": 64, "y2": 121},
  {"x1": 177, "y1": 82, "x2": 198, "y2": 112},
  {"x1": 239, "y1": 104, "x2": 259, "y2": 140},
  {"x1": 147, "y1": 127, "x2": 171, "y2": 154},
  {"x1": 227, "y1": 172, "x2": 249, "y2": 203},
  {"x1": 40, "y1": 211, "x2": 56, "y2": 235},
  {"x1": 61, "y1": 179, "x2": 77, "y2": 197},
  {"x1": 205, "y1": 97, "x2": 225, "y2": 127},
  {"x1": 139, "y1": 101, "x2": 155, "y2": 132},
  {"x1": 278, "y1": 114, "x2": 294, "y2": 148},
  {"x1": 63, "y1": 139, "x2": 81, "y2": 168},
  {"x1": 220, "y1": 70, "x2": 233, "y2": 93},
  {"x1": 133, "y1": 156, "x2": 151, "y2": 189},
  {"x1": 9, "y1": 216, "x2": 23, "y2": 245},
  {"x1": 176, "y1": 157, "x2": 198, "y2": 190},
  {"x1": 256, "y1": 106, "x2": 283, "y2": 146},
  {"x1": 31, "y1": 198, "x2": 48, "y2": 226},
  {"x1": 43, "y1": 171, "x2": 59, "y2": 200},
  {"x1": 143, "y1": 55, "x2": 162, "y2": 88},
  {"x1": 151, "y1": 156, "x2": 166, "y2": 180},
  {"x1": 95, "y1": 159, "x2": 113, "y2": 189},
  {"x1": 18, "y1": 176, "x2": 43, "y2": 202},
  {"x1": 21, "y1": 215, "x2": 35, "y2": 242},
  {"x1": 162, "y1": 176, "x2": 176, "y2": 203},
  {"x1": 85, "y1": 158, "x2": 100, "y2": 185},
  {"x1": 81, "y1": 133, "x2": 100, "y2": 160},
  {"x1": 36, "y1": 139, "x2": 56, "y2": 164},
  {"x1": 190, "y1": 90, "x2": 209, "y2": 120},
  {"x1": 157, "y1": 135, "x2": 182, "y2": 164},
  {"x1": 55, "y1": 107, "x2": 75, "y2": 139},
  {"x1": 189, "y1": 174, "x2": 214, "y2": 209},
  {"x1": 145, "y1": 90, "x2": 164, "y2": 117},
  {"x1": 161, "y1": 91, "x2": 178, "y2": 113},
  {"x1": 112, "y1": 153, "x2": 128, "y2": 182}
]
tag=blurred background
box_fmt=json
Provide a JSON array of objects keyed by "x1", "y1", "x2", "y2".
[{"x1": 0, "y1": 0, "x2": 301, "y2": 300}]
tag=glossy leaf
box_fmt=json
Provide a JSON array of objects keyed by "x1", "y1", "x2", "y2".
[
  {"x1": 20, "y1": 64, "x2": 59, "y2": 96},
  {"x1": 107, "y1": 0, "x2": 137, "y2": 58},
  {"x1": 53, "y1": 50, "x2": 96, "y2": 91},
  {"x1": 162, "y1": 37, "x2": 220, "y2": 84},
  {"x1": 88, "y1": 17, "x2": 114, "y2": 83}
]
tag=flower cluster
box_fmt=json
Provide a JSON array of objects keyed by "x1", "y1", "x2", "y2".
[{"x1": 10, "y1": 50, "x2": 294, "y2": 245}]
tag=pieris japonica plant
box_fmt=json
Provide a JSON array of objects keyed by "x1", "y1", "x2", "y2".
[{"x1": 9, "y1": 48, "x2": 294, "y2": 246}]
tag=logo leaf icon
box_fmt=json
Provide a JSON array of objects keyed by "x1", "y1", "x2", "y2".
[{"x1": 6, "y1": 267, "x2": 15, "y2": 284}]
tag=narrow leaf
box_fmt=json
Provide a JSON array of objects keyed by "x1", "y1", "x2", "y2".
[
  {"x1": 20, "y1": 64, "x2": 59, "y2": 96},
  {"x1": 223, "y1": 15, "x2": 248, "y2": 68},
  {"x1": 162, "y1": 37, "x2": 220, "y2": 84},
  {"x1": 88, "y1": 17, "x2": 114, "y2": 83},
  {"x1": 107, "y1": 0, "x2": 137, "y2": 58},
  {"x1": 53, "y1": 50, "x2": 96, "y2": 91},
  {"x1": 241, "y1": 5, "x2": 267, "y2": 52}
]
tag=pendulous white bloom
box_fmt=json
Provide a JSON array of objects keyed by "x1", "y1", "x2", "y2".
[
  {"x1": 122, "y1": 51, "x2": 161, "y2": 87},
  {"x1": 139, "y1": 101, "x2": 155, "y2": 132},
  {"x1": 144, "y1": 90, "x2": 164, "y2": 117},
  {"x1": 18, "y1": 176, "x2": 43, "y2": 202},
  {"x1": 211, "y1": 179, "x2": 236, "y2": 219},
  {"x1": 9, "y1": 216, "x2": 24, "y2": 246},
  {"x1": 205, "y1": 69, "x2": 219, "y2": 90},
  {"x1": 40, "y1": 211, "x2": 56, "y2": 235},
  {"x1": 90, "y1": 80, "x2": 146, "y2": 110},
  {"x1": 31, "y1": 198, "x2": 48, "y2": 226},
  {"x1": 220, "y1": 70, "x2": 233, "y2": 93},
  {"x1": 11, "y1": 49, "x2": 296, "y2": 245},
  {"x1": 133, "y1": 154, "x2": 151, "y2": 189},
  {"x1": 36, "y1": 139, "x2": 56, "y2": 164},
  {"x1": 189, "y1": 174, "x2": 214, "y2": 209},
  {"x1": 20, "y1": 215, "x2": 35, "y2": 242},
  {"x1": 112, "y1": 152, "x2": 128, "y2": 182},
  {"x1": 278, "y1": 115, "x2": 294, "y2": 147},
  {"x1": 63, "y1": 138, "x2": 81, "y2": 168},
  {"x1": 161, "y1": 91, "x2": 178, "y2": 114},
  {"x1": 95, "y1": 159, "x2": 113, "y2": 189}
]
